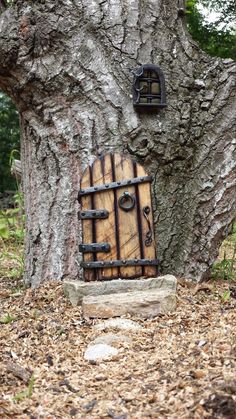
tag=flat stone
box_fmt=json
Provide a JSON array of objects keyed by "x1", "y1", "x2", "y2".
[
  {"x1": 83, "y1": 289, "x2": 176, "y2": 319},
  {"x1": 63, "y1": 275, "x2": 177, "y2": 306},
  {"x1": 89, "y1": 333, "x2": 132, "y2": 346},
  {"x1": 84, "y1": 344, "x2": 118, "y2": 362},
  {"x1": 93, "y1": 318, "x2": 143, "y2": 332}
]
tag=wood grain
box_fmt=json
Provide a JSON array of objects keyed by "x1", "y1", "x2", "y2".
[
  {"x1": 114, "y1": 153, "x2": 142, "y2": 278},
  {"x1": 135, "y1": 162, "x2": 157, "y2": 277},
  {"x1": 92, "y1": 154, "x2": 119, "y2": 280}
]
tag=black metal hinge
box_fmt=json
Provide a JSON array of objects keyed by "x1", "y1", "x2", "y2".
[
  {"x1": 78, "y1": 210, "x2": 109, "y2": 219},
  {"x1": 79, "y1": 243, "x2": 110, "y2": 253},
  {"x1": 78, "y1": 175, "x2": 152, "y2": 199},
  {"x1": 81, "y1": 258, "x2": 158, "y2": 268}
]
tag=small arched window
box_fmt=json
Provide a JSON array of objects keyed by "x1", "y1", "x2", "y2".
[{"x1": 132, "y1": 64, "x2": 166, "y2": 110}]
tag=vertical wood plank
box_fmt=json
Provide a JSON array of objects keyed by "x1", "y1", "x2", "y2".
[
  {"x1": 80, "y1": 166, "x2": 95, "y2": 281},
  {"x1": 135, "y1": 162, "x2": 157, "y2": 277},
  {"x1": 114, "y1": 153, "x2": 142, "y2": 278},
  {"x1": 92, "y1": 154, "x2": 119, "y2": 280}
]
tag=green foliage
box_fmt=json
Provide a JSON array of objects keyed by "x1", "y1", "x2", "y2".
[
  {"x1": 0, "y1": 93, "x2": 20, "y2": 192},
  {"x1": 186, "y1": 0, "x2": 236, "y2": 60},
  {"x1": 0, "y1": 313, "x2": 17, "y2": 324},
  {"x1": 200, "y1": 0, "x2": 236, "y2": 28},
  {"x1": 211, "y1": 222, "x2": 236, "y2": 281},
  {"x1": 221, "y1": 289, "x2": 231, "y2": 303},
  {"x1": 0, "y1": 204, "x2": 25, "y2": 242},
  {"x1": 0, "y1": 149, "x2": 24, "y2": 240},
  {"x1": 13, "y1": 376, "x2": 35, "y2": 402},
  {"x1": 0, "y1": 188, "x2": 25, "y2": 280},
  {"x1": 0, "y1": 208, "x2": 25, "y2": 279},
  {"x1": 0, "y1": 249, "x2": 24, "y2": 279},
  {"x1": 212, "y1": 256, "x2": 235, "y2": 281}
]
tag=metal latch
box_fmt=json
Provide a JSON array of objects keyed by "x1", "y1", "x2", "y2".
[
  {"x1": 78, "y1": 210, "x2": 109, "y2": 219},
  {"x1": 79, "y1": 243, "x2": 110, "y2": 253}
]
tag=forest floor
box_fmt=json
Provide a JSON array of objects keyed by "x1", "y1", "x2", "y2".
[
  {"x1": 0, "y1": 272, "x2": 236, "y2": 418},
  {"x1": 0, "y1": 225, "x2": 236, "y2": 419}
]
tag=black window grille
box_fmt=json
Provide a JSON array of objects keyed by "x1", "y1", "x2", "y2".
[{"x1": 132, "y1": 64, "x2": 166, "y2": 110}]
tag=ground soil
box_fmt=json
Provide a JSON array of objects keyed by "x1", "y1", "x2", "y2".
[{"x1": 0, "y1": 277, "x2": 235, "y2": 419}]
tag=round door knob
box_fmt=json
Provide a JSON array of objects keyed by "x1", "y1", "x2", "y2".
[{"x1": 118, "y1": 191, "x2": 136, "y2": 211}]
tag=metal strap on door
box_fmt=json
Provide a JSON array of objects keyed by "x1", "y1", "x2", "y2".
[
  {"x1": 80, "y1": 259, "x2": 158, "y2": 269},
  {"x1": 78, "y1": 175, "x2": 152, "y2": 199}
]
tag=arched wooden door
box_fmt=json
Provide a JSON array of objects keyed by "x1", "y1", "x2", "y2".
[{"x1": 78, "y1": 153, "x2": 158, "y2": 281}]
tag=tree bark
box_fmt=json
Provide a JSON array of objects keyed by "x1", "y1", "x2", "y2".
[{"x1": 0, "y1": 0, "x2": 235, "y2": 286}]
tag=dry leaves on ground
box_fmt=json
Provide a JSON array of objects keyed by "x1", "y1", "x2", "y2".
[{"x1": 0, "y1": 278, "x2": 235, "y2": 418}]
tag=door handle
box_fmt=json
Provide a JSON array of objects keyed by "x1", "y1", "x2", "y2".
[
  {"x1": 143, "y1": 206, "x2": 153, "y2": 246},
  {"x1": 118, "y1": 191, "x2": 136, "y2": 211}
]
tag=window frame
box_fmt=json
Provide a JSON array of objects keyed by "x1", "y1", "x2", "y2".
[{"x1": 133, "y1": 64, "x2": 167, "y2": 110}]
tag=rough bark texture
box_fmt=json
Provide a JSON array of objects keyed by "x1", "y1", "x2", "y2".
[{"x1": 0, "y1": 0, "x2": 235, "y2": 286}]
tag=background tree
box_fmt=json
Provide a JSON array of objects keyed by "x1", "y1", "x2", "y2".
[
  {"x1": 0, "y1": 92, "x2": 20, "y2": 192},
  {"x1": 0, "y1": 0, "x2": 235, "y2": 287},
  {"x1": 200, "y1": 0, "x2": 236, "y2": 27},
  {"x1": 186, "y1": 0, "x2": 236, "y2": 60}
]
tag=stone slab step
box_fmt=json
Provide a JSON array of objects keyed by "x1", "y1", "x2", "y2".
[
  {"x1": 63, "y1": 275, "x2": 177, "y2": 306},
  {"x1": 82, "y1": 289, "x2": 176, "y2": 319}
]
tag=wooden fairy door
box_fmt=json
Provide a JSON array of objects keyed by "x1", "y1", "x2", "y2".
[{"x1": 78, "y1": 153, "x2": 158, "y2": 281}]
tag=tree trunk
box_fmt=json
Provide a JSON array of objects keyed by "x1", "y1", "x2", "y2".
[{"x1": 0, "y1": 0, "x2": 235, "y2": 286}]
